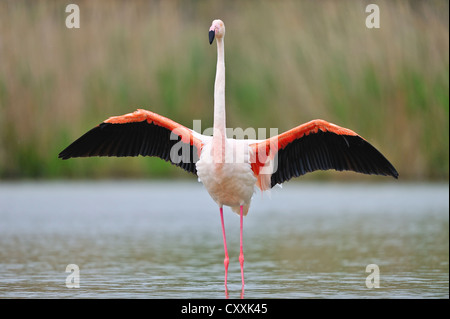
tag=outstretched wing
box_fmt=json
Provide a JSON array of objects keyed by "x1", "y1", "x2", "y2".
[
  {"x1": 250, "y1": 119, "x2": 398, "y2": 189},
  {"x1": 58, "y1": 109, "x2": 203, "y2": 175}
]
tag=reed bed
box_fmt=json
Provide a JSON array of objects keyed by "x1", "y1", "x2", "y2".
[{"x1": 0, "y1": 0, "x2": 448, "y2": 180}]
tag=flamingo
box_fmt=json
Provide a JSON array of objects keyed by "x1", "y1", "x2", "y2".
[{"x1": 59, "y1": 19, "x2": 398, "y2": 289}]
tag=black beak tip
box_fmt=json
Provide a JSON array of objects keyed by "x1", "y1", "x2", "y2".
[{"x1": 209, "y1": 30, "x2": 215, "y2": 45}]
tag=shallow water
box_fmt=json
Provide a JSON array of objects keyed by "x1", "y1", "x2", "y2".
[{"x1": 0, "y1": 181, "x2": 448, "y2": 298}]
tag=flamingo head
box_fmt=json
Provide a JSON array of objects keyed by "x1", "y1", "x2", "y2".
[{"x1": 209, "y1": 19, "x2": 225, "y2": 44}]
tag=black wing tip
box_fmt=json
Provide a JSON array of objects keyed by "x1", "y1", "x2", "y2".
[
  {"x1": 58, "y1": 149, "x2": 74, "y2": 160},
  {"x1": 366, "y1": 168, "x2": 399, "y2": 179},
  {"x1": 58, "y1": 152, "x2": 82, "y2": 160},
  {"x1": 270, "y1": 131, "x2": 399, "y2": 186},
  {"x1": 390, "y1": 169, "x2": 399, "y2": 179},
  {"x1": 57, "y1": 120, "x2": 199, "y2": 175}
]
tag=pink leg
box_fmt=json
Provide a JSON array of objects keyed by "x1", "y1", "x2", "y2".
[
  {"x1": 239, "y1": 205, "x2": 245, "y2": 287},
  {"x1": 219, "y1": 207, "x2": 229, "y2": 287}
]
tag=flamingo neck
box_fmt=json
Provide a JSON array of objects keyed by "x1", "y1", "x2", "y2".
[{"x1": 213, "y1": 37, "x2": 226, "y2": 162}]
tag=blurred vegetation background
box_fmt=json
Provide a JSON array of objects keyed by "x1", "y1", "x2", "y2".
[{"x1": 0, "y1": 0, "x2": 448, "y2": 181}]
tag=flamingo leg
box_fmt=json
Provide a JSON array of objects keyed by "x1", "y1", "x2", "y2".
[
  {"x1": 239, "y1": 205, "x2": 245, "y2": 287},
  {"x1": 219, "y1": 207, "x2": 229, "y2": 287}
]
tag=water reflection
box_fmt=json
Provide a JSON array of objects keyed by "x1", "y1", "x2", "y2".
[
  {"x1": 0, "y1": 181, "x2": 448, "y2": 298},
  {"x1": 224, "y1": 285, "x2": 244, "y2": 299}
]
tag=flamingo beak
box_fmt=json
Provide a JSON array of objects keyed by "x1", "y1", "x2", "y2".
[{"x1": 209, "y1": 30, "x2": 215, "y2": 44}]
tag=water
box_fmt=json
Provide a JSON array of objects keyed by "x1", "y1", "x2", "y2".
[{"x1": 0, "y1": 181, "x2": 448, "y2": 299}]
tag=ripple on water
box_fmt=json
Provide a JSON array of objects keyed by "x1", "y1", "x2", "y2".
[{"x1": 0, "y1": 182, "x2": 448, "y2": 298}]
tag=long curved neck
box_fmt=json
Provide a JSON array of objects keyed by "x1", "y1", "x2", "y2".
[{"x1": 213, "y1": 37, "x2": 226, "y2": 161}]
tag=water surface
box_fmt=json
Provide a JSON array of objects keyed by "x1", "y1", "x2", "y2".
[{"x1": 0, "y1": 181, "x2": 448, "y2": 298}]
